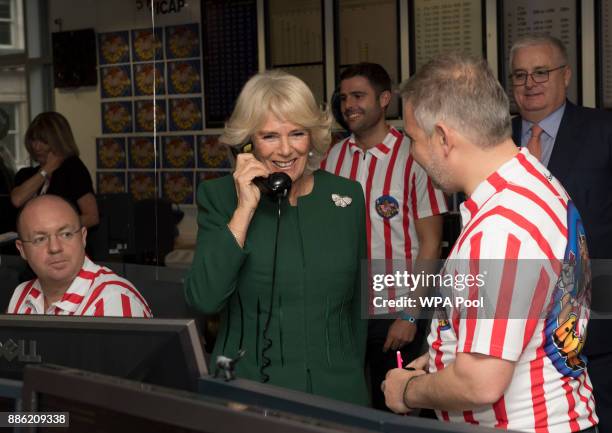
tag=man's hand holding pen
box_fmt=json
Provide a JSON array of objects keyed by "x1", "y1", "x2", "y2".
[{"x1": 382, "y1": 352, "x2": 429, "y2": 414}]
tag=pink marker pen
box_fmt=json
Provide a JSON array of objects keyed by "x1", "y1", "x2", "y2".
[{"x1": 396, "y1": 350, "x2": 403, "y2": 369}]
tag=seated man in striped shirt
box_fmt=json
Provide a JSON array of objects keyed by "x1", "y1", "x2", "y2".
[
  {"x1": 382, "y1": 54, "x2": 596, "y2": 433},
  {"x1": 8, "y1": 194, "x2": 152, "y2": 317}
]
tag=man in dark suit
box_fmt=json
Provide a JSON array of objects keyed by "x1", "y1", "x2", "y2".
[{"x1": 510, "y1": 33, "x2": 612, "y2": 433}]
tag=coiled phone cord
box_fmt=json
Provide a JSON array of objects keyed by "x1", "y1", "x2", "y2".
[{"x1": 259, "y1": 196, "x2": 282, "y2": 382}]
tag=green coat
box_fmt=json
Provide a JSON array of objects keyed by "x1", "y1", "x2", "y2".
[{"x1": 185, "y1": 170, "x2": 368, "y2": 405}]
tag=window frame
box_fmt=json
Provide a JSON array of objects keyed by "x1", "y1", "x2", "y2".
[{"x1": 0, "y1": 0, "x2": 52, "y2": 169}]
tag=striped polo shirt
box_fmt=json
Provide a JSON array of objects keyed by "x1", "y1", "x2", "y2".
[
  {"x1": 429, "y1": 148, "x2": 597, "y2": 432},
  {"x1": 322, "y1": 127, "x2": 447, "y2": 314},
  {"x1": 7, "y1": 257, "x2": 152, "y2": 317},
  {"x1": 322, "y1": 127, "x2": 447, "y2": 260}
]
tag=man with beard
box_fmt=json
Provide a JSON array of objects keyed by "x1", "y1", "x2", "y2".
[
  {"x1": 321, "y1": 63, "x2": 447, "y2": 410},
  {"x1": 383, "y1": 53, "x2": 597, "y2": 433}
]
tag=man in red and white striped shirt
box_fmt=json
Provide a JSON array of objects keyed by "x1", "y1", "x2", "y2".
[
  {"x1": 322, "y1": 63, "x2": 447, "y2": 410},
  {"x1": 8, "y1": 194, "x2": 151, "y2": 317},
  {"x1": 383, "y1": 55, "x2": 597, "y2": 433}
]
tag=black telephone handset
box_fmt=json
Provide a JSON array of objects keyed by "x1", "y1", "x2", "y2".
[
  {"x1": 231, "y1": 143, "x2": 292, "y2": 199},
  {"x1": 253, "y1": 172, "x2": 292, "y2": 199}
]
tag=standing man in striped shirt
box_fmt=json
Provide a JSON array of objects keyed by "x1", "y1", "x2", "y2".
[
  {"x1": 8, "y1": 194, "x2": 151, "y2": 317},
  {"x1": 322, "y1": 63, "x2": 447, "y2": 410},
  {"x1": 382, "y1": 54, "x2": 597, "y2": 433}
]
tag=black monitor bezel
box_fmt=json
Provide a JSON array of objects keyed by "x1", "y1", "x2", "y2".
[
  {"x1": 0, "y1": 315, "x2": 208, "y2": 390},
  {"x1": 22, "y1": 364, "x2": 372, "y2": 433}
]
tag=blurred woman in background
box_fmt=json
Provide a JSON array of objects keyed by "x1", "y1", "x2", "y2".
[{"x1": 11, "y1": 111, "x2": 99, "y2": 228}]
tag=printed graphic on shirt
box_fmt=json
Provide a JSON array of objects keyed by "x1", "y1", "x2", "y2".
[
  {"x1": 545, "y1": 201, "x2": 590, "y2": 377},
  {"x1": 437, "y1": 318, "x2": 451, "y2": 331},
  {"x1": 375, "y1": 195, "x2": 399, "y2": 219}
]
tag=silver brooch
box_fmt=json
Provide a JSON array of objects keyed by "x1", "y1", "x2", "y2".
[{"x1": 332, "y1": 194, "x2": 352, "y2": 207}]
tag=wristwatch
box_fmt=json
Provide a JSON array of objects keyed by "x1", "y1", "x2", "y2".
[
  {"x1": 400, "y1": 312, "x2": 417, "y2": 323},
  {"x1": 39, "y1": 169, "x2": 48, "y2": 179}
]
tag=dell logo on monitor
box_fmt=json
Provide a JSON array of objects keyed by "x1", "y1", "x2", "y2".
[{"x1": 0, "y1": 339, "x2": 42, "y2": 363}]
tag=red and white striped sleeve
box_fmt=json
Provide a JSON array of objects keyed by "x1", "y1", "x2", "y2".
[
  {"x1": 7, "y1": 281, "x2": 30, "y2": 314},
  {"x1": 80, "y1": 281, "x2": 153, "y2": 318},
  {"x1": 7, "y1": 281, "x2": 40, "y2": 314},
  {"x1": 409, "y1": 161, "x2": 447, "y2": 219}
]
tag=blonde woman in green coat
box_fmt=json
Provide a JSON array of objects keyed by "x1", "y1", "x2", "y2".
[{"x1": 185, "y1": 70, "x2": 368, "y2": 406}]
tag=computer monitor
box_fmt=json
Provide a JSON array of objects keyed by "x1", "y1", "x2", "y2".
[
  {"x1": 87, "y1": 193, "x2": 136, "y2": 261},
  {"x1": 22, "y1": 364, "x2": 372, "y2": 433},
  {"x1": 0, "y1": 377, "x2": 22, "y2": 413},
  {"x1": 0, "y1": 315, "x2": 207, "y2": 391}
]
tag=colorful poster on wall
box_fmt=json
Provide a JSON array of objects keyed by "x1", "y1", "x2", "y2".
[
  {"x1": 196, "y1": 135, "x2": 232, "y2": 168},
  {"x1": 98, "y1": 31, "x2": 130, "y2": 65},
  {"x1": 168, "y1": 60, "x2": 201, "y2": 94},
  {"x1": 129, "y1": 172, "x2": 158, "y2": 200},
  {"x1": 169, "y1": 97, "x2": 202, "y2": 131},
  {"x1": 132, "y1": 27, "x2": 163, "y2": 62},
  {"x1": 100, "y1": 65, "x2": 132, "y2": 98},
  {"x1": 128, "y1": 136, "x2": 159, "y2": 168},
  {"x1": 166, "y1": 24, "x2": 200, "y2": 59},
  {"x1": 97, "y1": 23, "x2": 206, "y2": 204},
  {"x1": 97, "y1": 172, "x2": 127, "y2": 194},
  {"x1": 162, "y1": 136, "x2": 195, "y2": 168},
  {"x1": 162, "y1": 171, "x2": 194, "y2": 204},
  {"x1": 133, "y1": 62, "x2": 165, "y2": 96},
  {"x1": 135, "y1": 99, "x2": 167, "y2": 132},
  {"x1": 96, "y1": 137, "x2": 126, "y2": 169},
  {"x1": 101, "y1": 101, "x2": 133, "y2": 133}
]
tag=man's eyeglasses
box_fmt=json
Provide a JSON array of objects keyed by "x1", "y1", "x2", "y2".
[
  {"x1": 509, "y1": 65, "x2": 566, "y2": 86},
  {"x1": 20, "y1": 227, "x2": 83, "y2": 247}
]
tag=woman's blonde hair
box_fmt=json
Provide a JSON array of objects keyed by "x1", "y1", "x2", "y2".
[
  {"x1": 220, "y1": 70, "x2": 332, "y2": 172},
  {"x1": 25, "y1": 112, "x2": 79, "y2": 158}
]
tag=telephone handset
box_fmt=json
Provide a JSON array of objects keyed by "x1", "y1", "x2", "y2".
[
  {"x1": 252, "y1": 172, "x2": 292, "y2": 199},
  {"x1": 231, "y1": 143, "x2": 292, "y2": 199}
]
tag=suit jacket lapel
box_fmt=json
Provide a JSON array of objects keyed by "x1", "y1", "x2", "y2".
[
  {"x1": 511, "y1": 115, "x2": 522, "y2": 147},
  {"x1": 548, "y1": 100, "x2": 580, "y2": 182}
]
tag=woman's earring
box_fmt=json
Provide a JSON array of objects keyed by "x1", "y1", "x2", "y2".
[{"x1": 308, "y1": 151, "x2": 314, "y2": 157}]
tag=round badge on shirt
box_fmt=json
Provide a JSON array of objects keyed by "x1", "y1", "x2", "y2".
[
  {"x1": 375, "y1": 195, "x2": 399, "y2": 219},
  {"x1": 438, "y1": 319, "x2": 451, "y2": 331}
]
